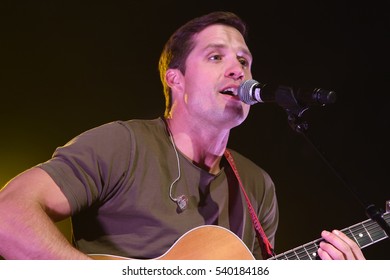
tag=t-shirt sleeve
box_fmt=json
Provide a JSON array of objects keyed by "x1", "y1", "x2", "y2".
[{"x1": 37, "y1": 121, "x2": 133, "y2": 214}]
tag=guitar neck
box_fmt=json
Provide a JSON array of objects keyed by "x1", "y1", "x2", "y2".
[{"x1": 269, "y1": 212, "x2": 390, "y2": 260}]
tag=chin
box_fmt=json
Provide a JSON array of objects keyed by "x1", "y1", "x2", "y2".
[{"x1": 230, "y1": 113, "x2": 248, "y2": 128}]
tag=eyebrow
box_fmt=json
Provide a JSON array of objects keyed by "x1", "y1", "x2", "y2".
[{"x1": 203, "y1": 43, "x2": 253, "y2": 61}]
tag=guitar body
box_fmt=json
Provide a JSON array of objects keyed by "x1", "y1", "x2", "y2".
[
  {"x1": 90, "y1": 225, "x2": 255, "y2": 260},
  {"x1": 91, "y1": 202, "x2": 390, "y2": 260}
]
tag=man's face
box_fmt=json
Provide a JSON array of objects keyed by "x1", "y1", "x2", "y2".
[{"x1": 176, "y1": 24, "x2": 253, "y2": 129}]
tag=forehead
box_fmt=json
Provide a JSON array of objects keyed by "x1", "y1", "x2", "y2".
[{"x1": 192, "y1": 24, "x2": 251, "y2": 56}]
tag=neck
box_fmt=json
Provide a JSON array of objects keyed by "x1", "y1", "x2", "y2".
[{"x1": 165, "y1": 118, "x2": 230, "y2": 174}]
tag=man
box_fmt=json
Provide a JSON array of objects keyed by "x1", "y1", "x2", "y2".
[{"x1": 0, "y1": 11, "x2": 364, "y2": 260}]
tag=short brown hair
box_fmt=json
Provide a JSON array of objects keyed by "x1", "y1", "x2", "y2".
[{"x1": 158, "y1": 11, "x2": 248, "y2": 118}]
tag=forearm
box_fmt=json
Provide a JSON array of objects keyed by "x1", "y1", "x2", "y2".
[
  {"x1": 0, "y1": 199, "x2": 90, "y2": 260},
  {"x1": 0, "y1": 168, "x2": 91, "y2": 260}
]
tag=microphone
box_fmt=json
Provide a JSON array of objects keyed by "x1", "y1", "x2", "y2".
[{"x1": 238, "y1": 79, "x2": 337, "y2": 107}]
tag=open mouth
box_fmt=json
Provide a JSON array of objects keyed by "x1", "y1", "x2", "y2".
[{"x1": 219, "y1": 88, "x2": 236, "y2": 97}]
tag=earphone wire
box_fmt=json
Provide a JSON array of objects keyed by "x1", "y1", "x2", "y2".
[{"x1": 168, "y1": 130, "x2": 181, "y2": 204}]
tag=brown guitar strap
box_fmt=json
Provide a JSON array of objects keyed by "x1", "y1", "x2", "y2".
[{"x1": 224, "y1": 149, "x2": 275, "y2": 260}]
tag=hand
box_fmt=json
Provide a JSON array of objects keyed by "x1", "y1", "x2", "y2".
[{"x1": 317, "y1": 230, "x2": 366, "y2": 260}]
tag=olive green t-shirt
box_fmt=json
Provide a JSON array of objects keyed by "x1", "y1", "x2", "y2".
[{"x1": 38, "y1": 118, "x2": 278, "y2": 259}]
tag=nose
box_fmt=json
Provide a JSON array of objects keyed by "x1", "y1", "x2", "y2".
[{"x1": 226, "y1": 60, "x2": 245, "y2": 81}]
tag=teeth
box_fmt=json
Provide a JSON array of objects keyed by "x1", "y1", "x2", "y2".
[{"x1": 222, "y1": 88, "x2": 236, "y2": 95}]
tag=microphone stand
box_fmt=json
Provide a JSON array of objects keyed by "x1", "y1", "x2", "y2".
[{"x1": 276, "y1": 87, "x2": 390, "y2": 237}]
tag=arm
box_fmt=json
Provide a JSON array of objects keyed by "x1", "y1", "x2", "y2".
[
  {"x1": 318, "y1": 229, "x2": 366, "y2": 260},
  {"x1": 0, "y1": 167, "x2": 91, "y2": 259}
]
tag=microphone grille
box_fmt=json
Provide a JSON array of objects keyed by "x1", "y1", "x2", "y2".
[{"x1": 238, "y1": 79, "x2": 258, "y2": 105}]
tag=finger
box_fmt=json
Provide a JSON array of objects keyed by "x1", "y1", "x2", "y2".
[
  {"x1": 331, "y1": 230, "x2": 365, "y2": 260},
  {"x1": 319, "y1": 239, "x2": 346, "y2": 259},
  {"x1": 321, "y1": 230, "x2": 364, "y2": 260},
  {"x1": 317, "y1": 245, "x2": 332, "y2": 260},
  {"x1": 321, "y1": 230, "x2": 353, "y2": 259}
]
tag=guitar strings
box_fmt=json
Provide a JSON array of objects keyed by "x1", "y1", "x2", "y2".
[{"x1": 272, "y1": 214, "x2": 390, "y2": 259}]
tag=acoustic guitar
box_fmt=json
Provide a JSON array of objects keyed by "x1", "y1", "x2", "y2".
[{"x1": 90, "y1": 209, "x2": 389, "y2": 260}]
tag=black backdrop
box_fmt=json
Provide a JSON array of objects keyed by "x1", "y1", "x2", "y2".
[{"x1": 1, "y1": 1, "x2": 389, "y2": 259}]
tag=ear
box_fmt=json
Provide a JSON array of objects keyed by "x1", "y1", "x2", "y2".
[{"x1": 165, "y1": 69, "x2": 184, "y2": 92}]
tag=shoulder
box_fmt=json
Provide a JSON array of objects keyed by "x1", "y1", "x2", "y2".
[
  {"x1": 70, "y1": 118, "x2": 164, "y2": 144},
  {"x1": 48, "y1": 119, "x2": 164, "y2": 162},
  {"x1": 116, "y1": 118, "x2": 167, "y2": 137}
]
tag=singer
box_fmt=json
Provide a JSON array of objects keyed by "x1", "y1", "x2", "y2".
[{"x1": 0, "y1": 11, "x2": 365, "y2": 260}]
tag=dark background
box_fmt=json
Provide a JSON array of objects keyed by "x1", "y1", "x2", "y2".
[{"x1": 1, "y1": 1, "x2": 389, "y2": 259}]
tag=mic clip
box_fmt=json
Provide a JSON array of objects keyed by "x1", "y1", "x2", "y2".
[{"x1": 176, "y1": 195, "x2": 189, "y2": 212}]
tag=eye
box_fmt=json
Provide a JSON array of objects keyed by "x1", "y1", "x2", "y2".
[
  {"x1": 238, "y1": 56, "x2": 249, "y2": 67},
  {"x1": 209, "y1": 54, "x2": 223, "y2": 61}
]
